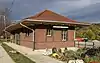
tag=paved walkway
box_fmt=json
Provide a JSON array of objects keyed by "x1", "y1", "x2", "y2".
[
  {"x1": 0, "y1": 45, "x2": 15, "y2": 63},
  {"x1": 4, "y1": 42, "x2": 64, "y2": 63}
]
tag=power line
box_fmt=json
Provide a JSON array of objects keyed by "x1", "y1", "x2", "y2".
[
  {"x1": 4, "y1": 0, "x2": 16, "y2": 23},
  {"x1": 8, "y1": 0, "x2": 16, "y2": 12},
  {"x1": 0, "y1": 0, "x2": 15, "y2": 36}
]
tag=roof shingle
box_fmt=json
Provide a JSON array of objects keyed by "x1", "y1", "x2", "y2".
[{"x1": 25, "y1": 10, "x2": 76, "y2": 22}]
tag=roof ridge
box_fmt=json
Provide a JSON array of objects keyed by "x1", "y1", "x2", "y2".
[
  {"x1": 37, "y1": 9, "x2": 76, "y2": 22},
  {"x1": 35, "y1": 10, "x2": 48, "y2": 18},
  {"x1": 25, "y1": 10, "x2": 49, "y2": 19}
]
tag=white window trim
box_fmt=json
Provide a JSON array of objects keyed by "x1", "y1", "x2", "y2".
[
  {"x1": 62, "y1": 39, "x2": 67, "y2": 41},
  {"x1": 47, "y1": 35, "x2": 52, "y2": 36},
  {"x1": 74, "y1": 30, "x2": 76, "y2": 40},
  {"x1": 62, "y1": 30, "x2": 67, "y2": 41},
  {"x1": 47, "y1": 29, "x2": 52, "y2": 36}
]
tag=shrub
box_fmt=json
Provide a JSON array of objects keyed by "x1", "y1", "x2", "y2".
[
  {"x1": 64, "y1": 50, "x2": 76, "y2": 59},
  {"x1": 81, "y1": 53, "x2": 86, "y2": 58},
  {"x1": 97, "y1": 47, "x2": 100, "y2": 52},
  {"x1": 84, "y1": 57, "x2": 91, "y2": 63},
  {"x1": 50, "y1": 47, "x2": 100, "y2": 62},
  {"x1": 64, "y1": 47, "x2": 68, "y2": 52},
  {"x1": 84, "y1": 55, "x2": 100, "y2": 63},
  {"x1": 58, "y1": 48, "x2": 62, "y2": 53},
  {"x1": 85, "y1": 48, "x2": 98, "y2": 57},
  {"x1": 59, "y1": 55, "x2": 68, "y2": 61}
]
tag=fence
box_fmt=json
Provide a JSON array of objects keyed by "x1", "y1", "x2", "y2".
[{"x1": 75, "y1": 41, "x2": 94, "y2": 48}]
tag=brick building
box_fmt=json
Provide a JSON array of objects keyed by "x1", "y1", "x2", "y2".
[{"x1": 4, "y1": 10, "x2": 90, "y2": 50}]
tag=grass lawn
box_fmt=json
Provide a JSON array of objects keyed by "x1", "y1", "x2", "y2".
[{"x1": 2, "y1": 43, "x2": 35, "y2": 63}]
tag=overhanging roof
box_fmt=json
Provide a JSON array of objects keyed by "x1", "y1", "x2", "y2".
[
  {"x1": 4, "y1": 10, "x2": 91, "y2": 32},
  {"x1": 23, "y1": 19, "x2": 90, "y2": 25},
  {"x1": 4, "y1": 19, "x2": 90, "y2": 32},
  {"x1": 4, "y1": 23, "x2": 23, "y2": 32}
]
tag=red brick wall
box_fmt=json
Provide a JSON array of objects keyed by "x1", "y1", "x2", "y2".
[
  {"x1": 53, "y1": 30, "x2": 62, "y2": 42},
  {"x1": 68, "y1": 30, "x2": 74, "y2": 41},
  {"x1": 35, "y1": 29, "x2": 46, "y2": 42},
  {"x1": 20, "y1": 32, "x2": 33, "y2": 48},
  {"x1": 35, "y1": 26, "x2": 75, "y2": 49},
  {"x1": 35, "y1": 41, "x2": 74, "y2": 49},
  {"x1": 46, "y1": 36, "x2": 53, "y2": 42},
  {"x1": 18, "y1": 25, "x2": 75, "y2": 49}
]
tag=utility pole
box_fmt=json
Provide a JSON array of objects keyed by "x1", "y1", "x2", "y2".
[
  {"x1": 3, "y1": 15, "x2": 7, "y2": 42},
  {"x1": 3, "y1": 8, "x2": 11, "y2": 42}
]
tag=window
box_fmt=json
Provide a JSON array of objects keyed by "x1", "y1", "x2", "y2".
[
  {"x1": 62, "y1": 29, "x2": 67, "y2": 41},
  {"x1": 47, "y1": 29, "x2": 52, "y2": 36}
]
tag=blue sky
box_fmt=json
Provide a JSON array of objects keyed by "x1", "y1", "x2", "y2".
[{"x1": 0, "y1": 0, "x2": 100, "y2": 23}]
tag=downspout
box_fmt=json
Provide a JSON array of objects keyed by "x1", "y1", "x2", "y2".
[
  {"x1": 74, "y1": 27, "x2": 76, "y2": 47},
  {"x1": 20, "y1": 23, "x2": 35, "y2": 50},
  {"x1": 74, "y1": 30, "x2": 76, "y2": 47}
]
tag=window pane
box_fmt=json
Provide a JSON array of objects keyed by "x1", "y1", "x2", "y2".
[
  {"x1": 47, "y1": 29, "x2": 52, "y2": 36},
  {"x1": 62, "y1": 29, "x2": 67, "y2": 41}
]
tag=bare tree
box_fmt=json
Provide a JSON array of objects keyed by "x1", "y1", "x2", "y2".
[{"x1": 0, "y1": 9, "x2": 11, "y2": 36}]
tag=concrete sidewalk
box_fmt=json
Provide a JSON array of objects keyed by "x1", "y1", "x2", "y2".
[
  {"x1": 5, "y1": 42, "x2": 64, "y2": 63},
  {"x1": 0, "y1": 45, "x2": 15, "y2": 63}
]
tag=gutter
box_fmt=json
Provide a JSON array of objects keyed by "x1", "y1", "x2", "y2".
[
  {"x1": 20, "y1": 23, "x2": 35, "y2": 51},
  {"x1": 25, "y1": 19, "x2": 91, "y2": 26}
]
